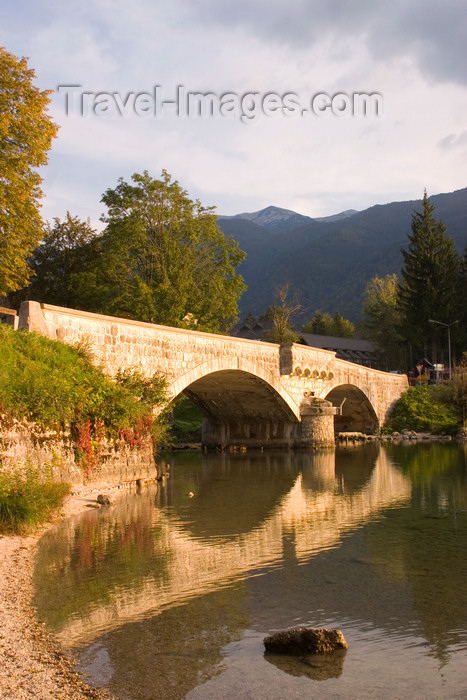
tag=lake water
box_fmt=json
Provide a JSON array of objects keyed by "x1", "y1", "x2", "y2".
[{"x1": 34, "y1": 443, "x2": 467, "y2": 699}]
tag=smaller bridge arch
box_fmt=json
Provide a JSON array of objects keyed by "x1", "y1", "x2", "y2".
[{"x1": 325, "y1": 384, "x2": 379, "y2": 434}]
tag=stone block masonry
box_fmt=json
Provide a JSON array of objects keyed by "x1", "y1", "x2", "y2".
[
  {"x1": 0, "y1": 417, "x2": 157, "y2": 486},
  {"x1": 19, "y1": 301, "x2": 408, "y2": 448}
]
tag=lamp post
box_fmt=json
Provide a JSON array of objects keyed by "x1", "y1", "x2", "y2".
[{"x1": 428, "y1": 319, "x2": 458, "y2": 380}]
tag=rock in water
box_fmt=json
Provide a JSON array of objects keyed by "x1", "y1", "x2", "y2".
[
  {"x1": 97, "y1": 494, "x2": 111, "y2": 506},
  {"x1": 264, "y1": 627, "x2": 348, "y2": 654}
]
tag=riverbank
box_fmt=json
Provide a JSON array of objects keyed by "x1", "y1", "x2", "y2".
[{"x1": 0, "y1": 482, "x2": 129, "y2": 699}]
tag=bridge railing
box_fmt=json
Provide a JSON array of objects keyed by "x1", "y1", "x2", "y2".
[{"x1": 0, "y1": 306, "x2": 18, "y2": 330}]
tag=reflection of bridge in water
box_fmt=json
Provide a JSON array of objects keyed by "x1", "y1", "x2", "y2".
[{"x1": 42, "y1": 449, "x2": 411, "y2": 647}]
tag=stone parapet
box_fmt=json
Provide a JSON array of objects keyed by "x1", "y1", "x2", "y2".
[{"x1": 0, "y1": 306, "x2": 18, "y2": 329}]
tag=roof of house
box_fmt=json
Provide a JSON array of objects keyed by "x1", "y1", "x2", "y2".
[
  {"x1": 298, "y1": 333, "x2": 375, "y2": 352},
  {"x1": 230, "y1": 320, "x2": 377, "y2": 366},
  {"x1": 298, "y1": 333, "x2": 376, "y2": 364}
]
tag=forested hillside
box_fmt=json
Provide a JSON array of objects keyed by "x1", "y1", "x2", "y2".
[{"x1": 218, "y1": 188, "x2": 467, "y2": 321}]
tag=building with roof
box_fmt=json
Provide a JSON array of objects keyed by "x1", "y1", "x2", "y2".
[
  {"x1": 298, "y1": 333, "x2": 377, "y2": 367},
  {"x1": 231, "y1": 319, "x2": 378, "y2": 368}
]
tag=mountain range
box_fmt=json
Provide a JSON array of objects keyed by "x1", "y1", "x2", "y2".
[{"x1": 217, "y1": 189, "x2": 467, "y2": 322}]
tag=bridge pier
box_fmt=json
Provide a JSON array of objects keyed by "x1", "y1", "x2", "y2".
[
  {"x1": 298, "y1": 397, "x2": 338, "y2": 448},
  {"x1": 201, "y1": 417, "x2": 297, "y2": 450},
  {"x1": 201, "y1": 398, "x2": 338, "y2": 450}
]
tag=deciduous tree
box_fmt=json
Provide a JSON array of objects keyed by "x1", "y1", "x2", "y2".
[
  {"x1": 261, "y1": 282, "x2": 301, "y2": 343},
  {"x1": 0, "y1": 47, "x2": 58, "y2": 296},
  {"x1": 95, "y1": 171, "x2": 246, "y2": 333},
  {"x1": 301, "y1": 310, "x2": 354, "y2": 338},
  {"x1": 331, "y1": 311, "x2": 355, "y2": 338},
  {"x1": 26, "y1": 213, "x2": 100, "y2": 307},
  {"x1": 451, "y1": 354, "x2": 467, "y2": 427},
  {"x1": 361, "y1": 274, "x2": 405, "y2": 369}
]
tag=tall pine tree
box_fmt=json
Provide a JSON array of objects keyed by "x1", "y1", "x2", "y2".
[{"x1": 399, "y1": 191, "x2": 461, "y2": 365}]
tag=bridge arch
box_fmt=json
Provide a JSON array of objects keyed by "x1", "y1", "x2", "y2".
[
  {"x1": 325, "y1": 383, "x2": 379, "y2": 433},
  {"x1": 169, "y1": 359, "x2": 300, "y2": 449},
  {"x1": 169, "y1": 357, "x2": 300, "y2": 421}
]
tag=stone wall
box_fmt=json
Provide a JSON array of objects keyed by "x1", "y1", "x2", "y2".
[{"x1": 0, "y1": 418, "x2": 157, "y2": 486}]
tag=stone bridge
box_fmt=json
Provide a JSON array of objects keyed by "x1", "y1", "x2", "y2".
[{"x1": 19, "y1": 301, "x2": 408, "y2": 448}]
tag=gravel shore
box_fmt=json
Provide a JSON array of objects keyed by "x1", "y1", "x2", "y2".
[{"x1": 0, "y1": 484, "x2": 127, "y2": 699}]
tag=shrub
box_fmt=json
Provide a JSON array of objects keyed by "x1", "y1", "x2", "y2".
[
  {"x1": 169, "y1": 394, "x2": 203, "y2": 443},
  {"x1": 384, "y1": 385, "x2": 459, "y2": 434}
]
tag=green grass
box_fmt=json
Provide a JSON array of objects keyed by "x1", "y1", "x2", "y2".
[
  {"x1": 0, "y1": 325, "x2": 166, "y2": 434},
  {"x1": 0, "y1": 324, "x2": 169, "y2": 470},
  {"x1": 0, "y1": 464, "x2": 70, "y2": 533}
]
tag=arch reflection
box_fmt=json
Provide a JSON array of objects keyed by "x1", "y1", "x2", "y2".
[{"x1": 34, "y1": 446, "x2": 411, "y2": 648}]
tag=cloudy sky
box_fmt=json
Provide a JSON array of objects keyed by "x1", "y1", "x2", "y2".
[{"x1": 2, "y1": 0, "x2": 467, "y2": 229}]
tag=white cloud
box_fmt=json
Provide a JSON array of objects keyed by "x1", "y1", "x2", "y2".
[{"x1": 2, "y1": 0, "x2": 467, "y2": 224}]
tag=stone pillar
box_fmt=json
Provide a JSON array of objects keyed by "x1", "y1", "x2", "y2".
[
  {"x1": 299, "y1": 397, "x2": 337, "y2": 447},
  {"x1": 18, "y1": 300, "x2": 49, "y2": 336},
  {"x1": 279, "y1": 342, "x2": 294, "y2": 375},
  {"x1": 201, "y1": 416, "x2": 297, "y2": 450},
  {"x1": 201, "y1": 417, "x2": 226, "y2": 450}
]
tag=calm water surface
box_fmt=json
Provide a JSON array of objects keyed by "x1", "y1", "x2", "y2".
[{"x1": 34, "y1": 443, "x2": 467, "y2": 699}]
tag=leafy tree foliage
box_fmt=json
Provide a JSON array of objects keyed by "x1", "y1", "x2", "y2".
[
  {"x1": 0, "y1": 47, "x2": 58, "y2": 296},
  {"x1": 25, "y1": 213, "x2": 100, "y2": 307},
  {"x1": 459, "y1": 247, "x2": 467, "y2": 354},
  {"x1": 91, "y1": 170, "x2": 246, "y2": 332},
  {"x1": 330, "y1": 311, "x2": 354, "y2": 338},
  {"x1": 302, "y1": 310, "x2": 354, "y2": 338},
  {"x1": 398, "y1": 192, "x2": 461, "y2": 362},
  {"x1": 168, "y1": 394, "x2": 203, "y2": 444},
  {"x1": 361, "y1": 274, "x2": 405, "y2": 369},
  {"x1": 451, "y1": 354, "x2": 467, "y2": 427}
]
